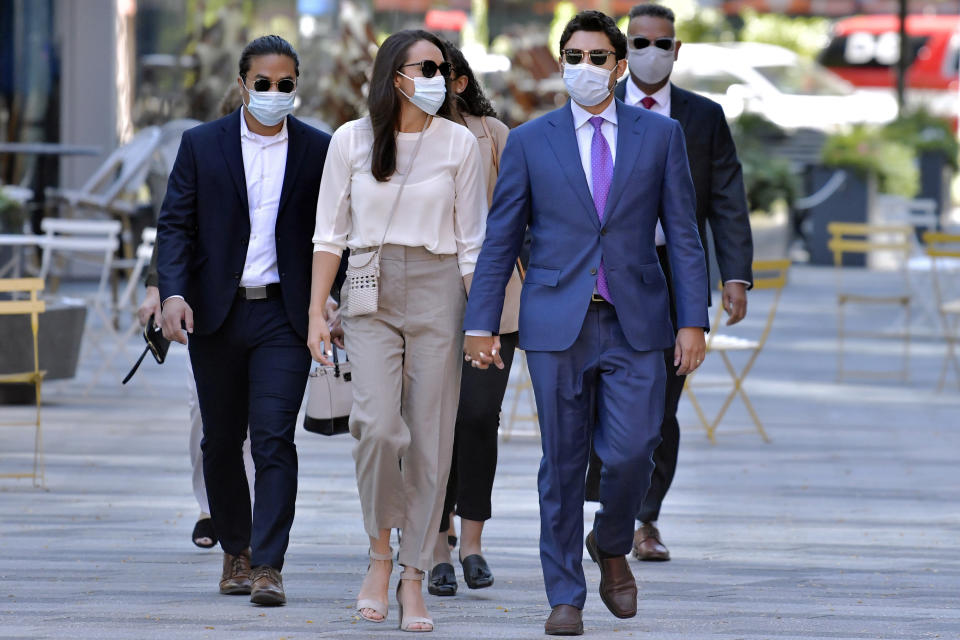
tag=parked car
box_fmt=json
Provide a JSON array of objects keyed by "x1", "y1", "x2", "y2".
[
  {"x1": 818, "y1": 14, "x2": 959, "y2": 128},
  {"x1": 670, "y1": 42, "x2": 899, "y2": 131}
]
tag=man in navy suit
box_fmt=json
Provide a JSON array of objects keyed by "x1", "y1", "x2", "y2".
[
  {"x1": 463, "y1": 11, "x2": 708, "y2": 635},
  {"x1": 585, "y1": 3, "x2": 754, "y2": 562},
  {"x1": 158, "y1": 35, "x2": 331, "y2": 606}
]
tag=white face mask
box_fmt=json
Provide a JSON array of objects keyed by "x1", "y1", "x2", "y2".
[
  {"x1": 398, "y1": 72, "x2": 447, "y2": 116},
  {"x1": 627, "y1": 46, "x2": 675, "y2": 86},
  {"x1": 563, "y1": 62, "x2": 615, "y2": 107},
  {"x1": 244, "y1": 86, "x2": 296, "y2": 126}
]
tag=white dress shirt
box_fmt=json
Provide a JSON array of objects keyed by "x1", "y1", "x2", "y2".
[
  {"x1": 239, "y1": 106, "x2": 287, "y2": 287},
  {"x1": 312, "y1": 116, "x2": 487, "y2": 278},
  {"x1": 625, "y1": 80, "x2": 672, "y2": 246}
]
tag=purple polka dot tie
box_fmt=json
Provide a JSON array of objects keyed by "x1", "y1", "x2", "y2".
[{"x1": 590, "y1": 116, "x2": 613, "y2": 304}]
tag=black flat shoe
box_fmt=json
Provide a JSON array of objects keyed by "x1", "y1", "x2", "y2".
[
  {"x1": 460, "y1": 554, "x2": 494, "y2": 589},
  {"x1": 192, "y1": 517, "x2": 218, "y2": 549},
  {"x1": 427, "y1": 562, "x2": 458, "y2": 596},
  {"x1": 447, "y1": 534, "x2": 457, "y2": 550}
]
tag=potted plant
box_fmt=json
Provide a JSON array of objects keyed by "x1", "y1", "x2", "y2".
[
  {"x1": 731, "y1": 113, "x2": 800, "y2": 258},
  {"x1": 883, "y1": 110, "x2": 958, "y2": 223}
]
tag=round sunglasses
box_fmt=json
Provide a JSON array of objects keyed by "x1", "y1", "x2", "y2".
[
  {"x1": 561, "y1": 49, "x2": 616, "y2": 66},
  {"x1": 244, "y1": 77, "x2": 297, "y2": 93},
  {"x1": 398, "y1": 60, "x2": 452, "y2": 79},
  {"x1": 629, "y1": 36, "x2": 675, "y2": 52}
]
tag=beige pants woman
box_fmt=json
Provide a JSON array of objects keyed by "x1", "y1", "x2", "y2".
[{"x1": 342, "y1": 244, "x2": 466, "y2": 571}]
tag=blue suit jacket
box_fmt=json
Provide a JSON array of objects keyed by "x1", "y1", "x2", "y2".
[
  {"x1": 157, "y1": 109, "x2": 331, "y2": 339},
  {"x1": 463, "y1": 99, "x2": 708, "y2": 352}
]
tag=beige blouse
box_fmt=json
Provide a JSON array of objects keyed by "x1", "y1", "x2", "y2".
[
  {"x1": 462, "y1": 114, "x2": 521, "y2": 335},
  {"x1": 312, "y1": 116, "x2": 486, "y2": 278}
]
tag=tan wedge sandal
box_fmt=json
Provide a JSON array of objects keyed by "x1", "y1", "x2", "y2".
[
  {"x1": 396, "y1": 568, "x2": 434, "y2": 632},
  {"x1": 356, "y1": 547, "x2": 393, "y2": 623}
]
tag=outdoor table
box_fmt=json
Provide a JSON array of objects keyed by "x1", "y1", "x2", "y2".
[{"x1": 0, "y1": 143, "x2": 102, "y2": 233}]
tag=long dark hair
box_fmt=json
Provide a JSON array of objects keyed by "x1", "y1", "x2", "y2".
[
  {"x1": 444, "y1": 40, "x2": 498, "y2": 119},
  {"x1": 368, "y1": 30, "x2": 452, "y2": 182}
]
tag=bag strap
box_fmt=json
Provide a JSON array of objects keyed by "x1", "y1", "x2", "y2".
[
  {"x1": 122, "y1": 345, "x2": 150, "y2": 385},
  {"x1": 374, "y1": 116, "x2": 432, "y2": 255},
  {"x1": 480, "y1": 115, "x2": 500, "y2": 177}
]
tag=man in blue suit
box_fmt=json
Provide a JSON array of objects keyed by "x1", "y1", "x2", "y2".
[
  {"x1": 158, "y1": 36, "x2": 331, "y2": 606},
  {"x1": 463, "y1": 11, "x2": 708, "y2": 635}
]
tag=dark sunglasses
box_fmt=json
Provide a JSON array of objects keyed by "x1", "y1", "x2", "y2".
[
  {"x1": 398, "y1": 60, "x2": 452, "y2": 79},
  {"x1": 246, "y1": 77, "x2": 297, "y2": 93},
  {"x1": 629, "y1": 36, "x2": 675, "y2": 52},
  {"x1": 561, "y1": 49, "x2": 616, "y2": 66}
]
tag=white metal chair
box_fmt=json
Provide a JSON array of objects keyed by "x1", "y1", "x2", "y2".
[
  {"x1": 45, "y1": 127, "x2": 161, "y2": 220},
  {"x1": 38, "y1": 218, "x2": 122, "y2": 346},
  {"x1": 85, "y1": 227, "x2": 157, "y2": 389}
]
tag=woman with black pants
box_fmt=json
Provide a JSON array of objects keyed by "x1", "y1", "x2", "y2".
[{"x1": 428, "y1": 42, "x2": 522, "y2": 597}]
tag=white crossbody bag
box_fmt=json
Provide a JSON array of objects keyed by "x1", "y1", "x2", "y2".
[{"x1": 343, "y1": 118, "x2": 431, "y2": 317}]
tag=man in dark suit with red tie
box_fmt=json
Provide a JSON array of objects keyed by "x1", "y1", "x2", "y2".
[{"x1": 586, "y1": 3, "x2": 755, "y2": 562}]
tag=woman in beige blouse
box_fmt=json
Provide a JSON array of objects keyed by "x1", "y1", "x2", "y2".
[
  {"x1": 308, "y1": 31, "x2": 486, "y2": 632},
  {"x1": 427, "y1": 41, "x2": 523, "y2": 599}
]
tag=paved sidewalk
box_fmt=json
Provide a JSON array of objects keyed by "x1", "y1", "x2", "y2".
[{"x1": 1, "y1": 265, "x2": 958, "y2": 639}]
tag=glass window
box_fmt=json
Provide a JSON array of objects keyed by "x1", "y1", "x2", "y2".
[
  {"x1": 754, "y1": 62, "x2": 853, "y2": 96},
  {"x1": 671, "y1": 69, "x2": 743, "y2": 95}
]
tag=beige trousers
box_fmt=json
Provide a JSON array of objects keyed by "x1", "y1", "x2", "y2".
[{"x1": 342, "y1": 244, "x2": 465, "y2": 571}]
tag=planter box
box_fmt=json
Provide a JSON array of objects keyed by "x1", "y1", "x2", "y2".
[
  {"x1": 0, "y1": 301, "x2": 86, "y2": 404},
  {"x1": 918, "y1": 150, "x2": 953, "y2": 223},
  {"x1": 801, "y1": 166, "x2": 875, "y2": 267}
]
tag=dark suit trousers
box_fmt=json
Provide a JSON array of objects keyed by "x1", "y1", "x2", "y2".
[
  {"x1": 585, "y1": 246, "x2": 684, "y2": 523},
  {"x1": 527, "y1": 305, "x2": 665, "y2": 608},
  {"x1": 440, "y1": 331, "x2": 519, "y2": 532},
  {"x1": 188, "y1": 295, "x2": 310, "y2": 570}
]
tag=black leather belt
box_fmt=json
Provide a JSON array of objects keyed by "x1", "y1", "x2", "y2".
[{"x1": 238, "y1": 283, "x2": 282, "y2": 300}]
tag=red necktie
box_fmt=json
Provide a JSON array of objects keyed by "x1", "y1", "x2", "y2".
[{"x1": 640, "y1": 96, "x2": 656, "y2": 110}]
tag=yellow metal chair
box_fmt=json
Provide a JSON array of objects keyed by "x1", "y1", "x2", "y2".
[
  {"x1": 827, "y1": 223, "x2": 914, "y2": 382},
  {"x1": 501, "y1": 349, "x2": 540, "y2": 442},
  {"x1": 0, "y1": 278, "x2": 47, "y2": 486},
  {"x1": 684, "y1": 259, "x2": 790, "y2": 444},
  {"x1": 922, "y1": 231, "x2": 960, "y2": 391}
]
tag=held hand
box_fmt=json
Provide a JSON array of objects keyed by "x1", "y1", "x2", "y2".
[
  {"x1": 464, "y1": 335, "x2": 504, "y2": 370},
  {"x1": 722, "y1": 282, "x2": 748, "y2": 326},
  {"x1": 308, "y1": 311, "x2": 335, "y2": 366},
  {"x1": 161, "y1": 297, "x2": 193, "y2": 345},
  {"x1": 674, "y1": 327, "x2": 706, "y2": 376},
  {"x1": 137, "y1": 286, "x2": 162, "y2": 327},
  {"x1": 323, "y1": 296, "x2": 345, "y2": 349}
]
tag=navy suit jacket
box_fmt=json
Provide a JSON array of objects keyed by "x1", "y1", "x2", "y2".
[
  {"x1": 615, "y1": 81, "x2": 753, "y2": 296},
  {"x1": 157, "y1": 109, "x2": 331, "y2": 339},
  {"x1": 464, "y1": 99, "x2": 708, "y2": 353}
]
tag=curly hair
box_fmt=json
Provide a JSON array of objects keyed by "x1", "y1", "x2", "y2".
[{"x1": 444, "y1": 40, "x2": 498, "y2": 119}]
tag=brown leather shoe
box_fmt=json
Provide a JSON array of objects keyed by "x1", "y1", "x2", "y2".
[
  {"x1": 632, "y1": 523, "x2": 670, "y2": 562},
  {"x1": 544, "y1": 604, "x2": 583, "y2": 636},
  {"x1": 585, "y1": 531, "x2": 637, "y2": 619},
  {"x1": 219, "y1": 549, "x2": 252, "y2": 595},
  {"x1": 250, "y1": 565, "x2": 285, "y2": 606}
]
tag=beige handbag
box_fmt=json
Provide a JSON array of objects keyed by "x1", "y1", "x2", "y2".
[
  {"x1": 343, "y1": 118, "x2": 431, "y2": 317},
  {"x1": 303, "y1": 347, "x2": 352, "y2": 436}
]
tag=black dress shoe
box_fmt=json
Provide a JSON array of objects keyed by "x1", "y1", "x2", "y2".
[
  {"x1": 428, "y1": 562, "x2": 458, "y2": 596},
  {"x1": 460, "y1": 554, "x2": 494, "y2": 589},
  {"x1": 545, "y1": 604, "x2": 583, "y2": 636}
]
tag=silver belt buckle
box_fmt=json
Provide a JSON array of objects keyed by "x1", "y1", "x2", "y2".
[{"x1": 244, "y1": 285, "x2": 268, "y2": 300}]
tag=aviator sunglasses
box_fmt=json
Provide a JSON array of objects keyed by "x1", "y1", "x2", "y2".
[
  {"x1": 244, "y1": 77, "x2": 297, "y2": 93},
  {"x1": 398, "y1": 60, "x2": 452, "y2": 79},
  {"x1": 561, "y1": 49, "x2": 616, "y2": 66},
  {"x1": 629, "y1": 36, "x2": 675, "y2": 51}
]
